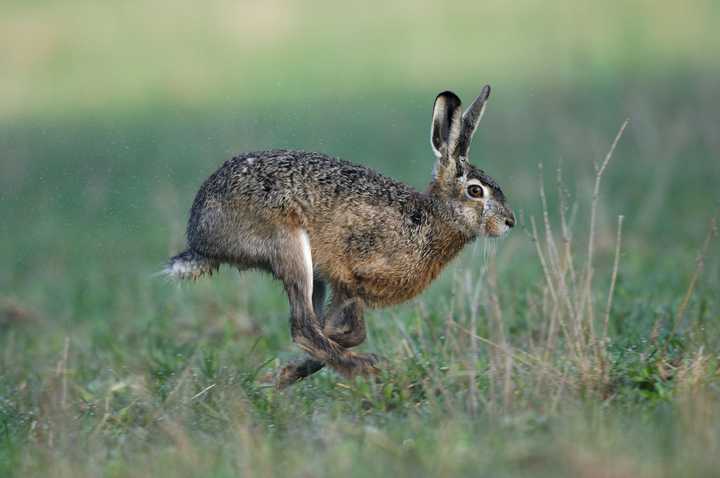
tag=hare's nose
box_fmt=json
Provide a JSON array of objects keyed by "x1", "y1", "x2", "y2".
[{"x1": 505, "y1": 213, "x2": 516, "y2": 228}]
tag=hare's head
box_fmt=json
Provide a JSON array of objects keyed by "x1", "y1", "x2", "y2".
[{"x1": 429, "y1": 86, "x2": 514, "y2": 238}]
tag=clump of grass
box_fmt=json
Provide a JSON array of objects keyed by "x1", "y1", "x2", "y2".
[{"x1": 528, "y1": 120, "x2": 629, "y2": 396}]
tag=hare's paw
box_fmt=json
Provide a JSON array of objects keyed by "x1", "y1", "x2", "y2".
[
  {"x1": 334, "y1": 352, "x2": 382, "y2": 378},
  {"x1": 275, "y1": 358, "x2": 325, "y2": 389}
]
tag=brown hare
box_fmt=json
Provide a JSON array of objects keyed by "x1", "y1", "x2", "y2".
[{"x1": 165, "y1": 86, "x2": 515, "y2": 387}]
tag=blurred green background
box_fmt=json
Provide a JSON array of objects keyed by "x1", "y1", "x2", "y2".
[
  {"x1": 2, "y1": 0, "x2": 719, "y2": 296},
  {"x1": 1, "y1": 1, "x2": 720, "y2": 476}
]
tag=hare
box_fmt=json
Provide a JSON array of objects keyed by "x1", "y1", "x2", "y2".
[{"x1": 165, "y1": 86, "x2": 514, "y2": 387}]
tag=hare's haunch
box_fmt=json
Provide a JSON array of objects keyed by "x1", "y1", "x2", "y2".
[{"x1": 166, "y1": 86, "x2": 515, "y2": 387}]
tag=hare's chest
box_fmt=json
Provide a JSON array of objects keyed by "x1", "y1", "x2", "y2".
[
  {"x1": 342, "y1": 251, "x2": 438, "y2": 307},
  {"x1": 337, "y1": 229, "x2": 466, "y2": 307}
]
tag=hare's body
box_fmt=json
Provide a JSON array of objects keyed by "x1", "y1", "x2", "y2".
[
  {"x1": 167, "y1": 87, "x2": 515, "y2": 386},
  {"x1": 186, "y1": 150, "x2": 469, "y2": 307}
]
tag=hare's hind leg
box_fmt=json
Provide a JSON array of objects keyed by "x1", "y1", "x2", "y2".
[
  {"x1": 277, "y1": 291, "x2": 371, "y2": 388},
  {"x1": 276, "y1": 274, "x2": 328, "y2": 388},
  {"x1": 274, "y1": 230, "x2": 378, "y2": 384}
]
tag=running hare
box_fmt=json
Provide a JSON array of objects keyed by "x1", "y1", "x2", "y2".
[{"x1": 166, "y1": 86, "x2": 514, "y2": 387}]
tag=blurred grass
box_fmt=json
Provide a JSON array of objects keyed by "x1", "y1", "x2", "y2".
[
  {"x1": 1, "y1": 1, "x2": 720, "y2": 477},
  {"x1": 2, "y1": 0, "x2": 719, "y2": 118}
]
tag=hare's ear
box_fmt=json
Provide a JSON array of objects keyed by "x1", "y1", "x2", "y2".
[
  {"x1": 430, "y1": 91, "x2": 463, "y2": 179},
  {"x1": 454, "y1": 85, "x2": 491, "y2": 158}
]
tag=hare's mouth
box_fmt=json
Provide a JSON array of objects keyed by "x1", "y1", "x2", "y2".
[{"x1": 485, "y1": 218, "x2": 511, "y2": 237}]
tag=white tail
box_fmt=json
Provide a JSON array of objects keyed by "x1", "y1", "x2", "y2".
[{"x1": 163, "y1": 250, "x2": 218, "y2": 280}]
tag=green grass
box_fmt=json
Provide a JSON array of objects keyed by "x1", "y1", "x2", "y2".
[{"x1": 2, "y1": 1, "x2": 720, "y2": 476}]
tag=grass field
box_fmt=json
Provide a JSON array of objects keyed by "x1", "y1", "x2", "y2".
[{"x1": 2, "y1": 1, "x2": 720, "y2": 477}]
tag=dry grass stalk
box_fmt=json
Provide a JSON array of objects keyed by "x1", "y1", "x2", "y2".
[
  {"x1": 452, "y1": 323, "x2": 568, "y2": 386},
  {"x1": 527, "y1": 120, "x2": 629, "y2": 394},
  {"x1": 670, "y1": 212, "x2": 718, "y2": 339},
  {"x1": 602, "y1": 215, "x2": 624, "y2": 341}
]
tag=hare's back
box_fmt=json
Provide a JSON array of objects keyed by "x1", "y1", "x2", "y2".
[{"x1": 207, "y1": 149, "x2": 418, "y2": 211}]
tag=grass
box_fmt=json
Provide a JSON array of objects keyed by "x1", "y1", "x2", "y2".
[{"x1": 2, "y1": 0, "x2": 720, "y2": 476}]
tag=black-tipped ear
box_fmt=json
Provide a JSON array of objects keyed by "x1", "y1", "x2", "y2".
[
  {"x1": 431, "y1": 91, "x2": 463, "y2": 159},
  {"x1": 455, "y1": 84, "x2": 491, "y2": 158}
]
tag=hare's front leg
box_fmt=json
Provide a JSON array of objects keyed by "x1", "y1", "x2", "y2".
[
  {"x1": 323, "y1": 293, "x2": 367, "y2": 348},
  {"x1": 312, "y1": 272, "x2": 328, "y2": 325},
  {"x1": 274, "y1": 230, "x2": 378, "y2": 383}
]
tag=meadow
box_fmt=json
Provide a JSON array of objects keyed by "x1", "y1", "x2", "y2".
[{"x1": 1, "y1": 1, "x2": 720, "y2": 476}]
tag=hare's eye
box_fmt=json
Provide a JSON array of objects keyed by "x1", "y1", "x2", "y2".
[{"x1": 467, "y1": 184, "x2": 484, "y2": 199}]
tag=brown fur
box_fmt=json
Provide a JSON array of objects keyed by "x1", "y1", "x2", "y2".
[{"x1": 166, "y1": 87, "x2": 515, "y2": 386}]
